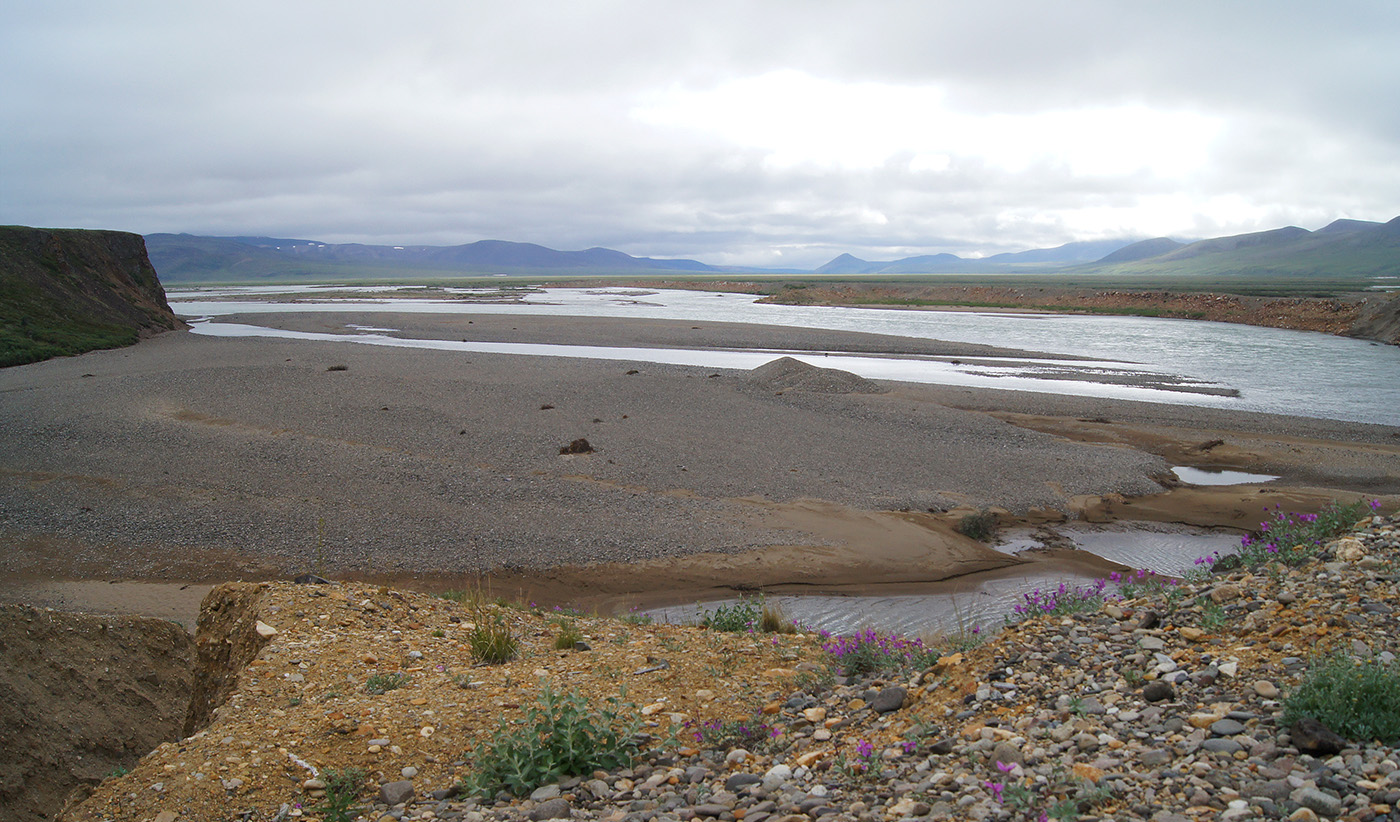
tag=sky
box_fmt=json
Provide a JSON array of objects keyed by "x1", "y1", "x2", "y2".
[{"x1": 3, "y1": 2, "x2": 1399, "y2": 269}]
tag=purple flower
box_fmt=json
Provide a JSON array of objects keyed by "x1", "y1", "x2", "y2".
[{"x1": 855, "y1": 739, "x2": 875, "y2": 758}]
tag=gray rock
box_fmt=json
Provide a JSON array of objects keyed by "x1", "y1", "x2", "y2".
[
  {"x1": 379, "y1": 779, "x2": 415, "y2": 806},
  {"x1": 530, "y1": 784, "x2": 562, "y2": 802},
  {"x1": 870, "y1": 685, "x2": 907, "y2": 714},
  {"x1": 1292, "y1": 717, "x2": 1348, "y2": 756},
  {"x1": 725, "y1": 773, "x2": 761, "y2": 792},
  {"x1": 530, "y1": 797, "x2": 573, "y2": 820},
  {"x1": 991, "y1": 740, "x2": 1023, "y2": 766},
  {"x1": 1140, "y1": 748, "x2": 1174, "y2": 767},
  {"x1": 691, "y1": 803, "x2": 731, "y2": 819},
  {"x1": 1210, "y1": 718, "x2": 1247, "y2": 736},
  {"x1": 1295, "y1": 787, "x2": 1344, "y2": 817},
  {"x1": 1202, "y1": 738, "x2": 1244, "y2": 754},
  {"x1": 1142, "y1": 681, "x2": 1175, "y2": 702}
]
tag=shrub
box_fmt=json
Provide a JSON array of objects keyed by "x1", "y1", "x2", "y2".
[
  {"x1": 469, "y1": 611, "x2": 519, "y2": 664},
  {"x1": 823, "y1": 629, "x2": 937, "y2": 677},
  {"x1": 1012, "y1": 579, "x2": 1112, "y2": 618},
  {"x1": 365, "y1": 672, "x2": 409, "y2": 694},
  {"x1": 958, "y1": 510, "x2": 998, "y2": 541},
  {"x1": 1282, "y1": 653, "x2": 1400, "y2": 743},
  {"x1": 1233, "y1": 499, "x2": 1375, "y2": 568},
  {"x1": 699, "y1": 598, "x2": 763, "y2": 633},
  {"x1": 459, "y1": 683, "x2": 640, "y2": 798}
]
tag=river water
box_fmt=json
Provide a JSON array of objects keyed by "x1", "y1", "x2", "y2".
[{"x1": 172, "y1": 285, "x2": 1400, "y2": 425}]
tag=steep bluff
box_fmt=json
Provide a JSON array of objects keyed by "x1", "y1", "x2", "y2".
[
  {"x1": 0, "y1": 606, "x2": 195, "y2": 822},
  {"x1": 0, "y1": 226, "x2": 185, "y2": 367},
  {"x1": 1347, "y1": 292, "x2": 1400, "y2": 346}
]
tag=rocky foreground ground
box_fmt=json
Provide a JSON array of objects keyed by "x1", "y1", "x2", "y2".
[{"x1": 53, "y1": 512, "x2": 1400, "y2": 822}]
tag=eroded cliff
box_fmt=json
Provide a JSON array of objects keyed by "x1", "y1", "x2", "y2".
[{"x1": 0, "y1": 226, "x2": 185, "y2": 367}]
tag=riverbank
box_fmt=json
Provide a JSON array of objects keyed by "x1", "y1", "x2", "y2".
[
  {"x1": 54, "y1": 513, "x2": 1400, "y2": 822},
  {"x1": 1, "y1": 314, "x2": 1396, "y2": 626}
]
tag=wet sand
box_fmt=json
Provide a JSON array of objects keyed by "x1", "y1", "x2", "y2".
[{"x1": 1, "y1": 312, "x2": 1397, "y2": 626}]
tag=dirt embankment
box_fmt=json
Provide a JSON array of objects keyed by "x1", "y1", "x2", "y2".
[
  {"x1": 758, "y1": 284, "x2": 1400, "y2": 343},
  {"x1": 0, "y1": 606, "x2": 195, "y2": 822}
]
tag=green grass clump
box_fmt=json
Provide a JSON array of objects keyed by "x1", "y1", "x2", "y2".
[
  {"x1": 1283, "y1": 653, "x2": 1400, "y2": 743},
  {"x1": 469, "y1": 611, "x2": 519, "y2": 664},
  {"x1": 459, "y1": 683, "x2": 640, "y2": 798},
  {"x1": 364, "y1": 672, "x2": 409, "y2": 694},
  {"x1": 957, "y1": 510, "x2": 998, "y2": 541},
  {"x1": 552, "y1": 618, "x2": 584, "y2": 650}
]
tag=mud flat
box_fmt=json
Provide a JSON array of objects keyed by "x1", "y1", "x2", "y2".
[{"x1": 1, "y1": 313, "x2": 1396, "y2": 624}]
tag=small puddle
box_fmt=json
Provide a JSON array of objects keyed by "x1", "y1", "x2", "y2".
[
  {"x1": 1171, "y1": 466, "x2": 1279, "y2": 485},
  {"x1": 647, "y1": 523, "x2": 1243, "y2": 637}
]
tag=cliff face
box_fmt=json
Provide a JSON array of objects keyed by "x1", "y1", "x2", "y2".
[
  {"x1": 1348, "y1": 292, "x2": 1400, "y2": 346},
  {"x1": 0, "y1": 605, "x2": 194, "y2": 822},
  {"x1": 0, "y1": 226, "x2": 186, "y2": 367}
]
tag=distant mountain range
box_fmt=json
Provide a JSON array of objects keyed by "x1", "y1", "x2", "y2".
[
  {"x1": 145, "y1": 234, "x2": 719, "y2": 282},
  {"x1": 146, "y1": 216, "x2": 1400, "y2": 283}
]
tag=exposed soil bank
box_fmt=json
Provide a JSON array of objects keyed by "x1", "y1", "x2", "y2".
[{"x1": 0, "y1": 605, "x2": 194, "y2": 822}]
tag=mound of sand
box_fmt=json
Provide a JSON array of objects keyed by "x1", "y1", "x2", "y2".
[{"x1": 748, "y1": 356, "x2": 885, "y2": 394}]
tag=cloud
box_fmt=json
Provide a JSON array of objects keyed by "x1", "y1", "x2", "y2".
[{"x1": 3, "y1": 1, "x2": 1399, "y2": 268}]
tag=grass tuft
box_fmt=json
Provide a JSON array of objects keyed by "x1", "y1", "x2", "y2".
[{"x1": 468, "y1": 610, "x2": 519, "y2": 664}]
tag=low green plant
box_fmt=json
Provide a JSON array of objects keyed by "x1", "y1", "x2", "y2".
[
  {"x1": 1199, "y1": 600, "x2": 1227, "y2": 631},
  {"x1": 459, "y1": 683, "x2": 640, "y2": 798},
  {"x1": 553, "y1": 618, "x2": 584, "y2": 650},
  {"x1": 1282, "y1": 653, "x2": 1400, "y2": 743},
  {"x1": 365, "y1": 672, "x2": 409, "y2": 694},
  {"x1": 698, "y1": 597, "x2": 763, "y2": 632},
  {"x1": 957, "y1": 509, "x2": 999, "y2": 541},
  {"x1": 469, "y1": 610, "x2": 519, "y2": 664},
  {"x1": 618, "y1": 610, "x2": 654, "y2": 625},
  {"x1": 313, "y1": 766, "x2": 367, "y2": 822}
]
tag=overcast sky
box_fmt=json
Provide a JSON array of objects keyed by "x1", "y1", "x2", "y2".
[{"x1": 4, "y1": 2, "x2": 1399, "y2": 268}]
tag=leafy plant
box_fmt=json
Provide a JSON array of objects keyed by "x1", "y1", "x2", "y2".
[
  {"x1": 313, "y1": 767, "x2": 367, "y2": 822},
  {"x1": 459, "y1": 683, "x2": 640, "y2": 798},
  {"x1": 1012, "y1": 578, "x2": 1112, "y2": 619},
  {"x1": 822, "y1": 628, "x2": 938, "y2": 677},
  {"x1": 685, "y1": 716, "x2": 779, "y2": 752},
  {"x1": 469, "y1": 610, "x2": 519, "y2": 664},
  {"x1": 1225, "y1": 499, "x2": 1377, "y2": 569},
  {"x1": 1199, "y1": 600, "x2": 1227, "y2": 631},
  {"x1": 1283, "y1": 652, "x2": 1400, "y2": 743},
  {"x1": 618, "y1": 609, "x2": 654, "y2": 625},
  {"x1": 365, "y1": 672, "x2": 409, "y2": 694},
  {"x1": 699, "y1": 597, "x2": 763, "y2": 632}
]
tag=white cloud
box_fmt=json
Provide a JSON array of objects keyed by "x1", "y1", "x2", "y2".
[{"x1": 2, "y1": 1, "x2": 1399, "y2": 267}]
